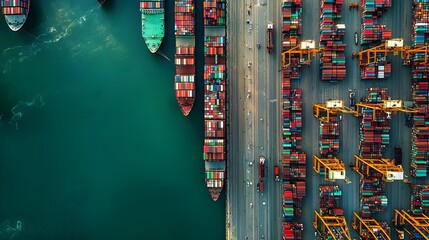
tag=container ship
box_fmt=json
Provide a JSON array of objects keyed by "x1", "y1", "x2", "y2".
[
  {"x1": 174, "y1": 0, "x2": 195, "y2": 116},
  {"x1": 140, "y1": 0, "x2": 165, "y2": 53},
  {"x1": 203, "y1": 0, "x2": 226, "y2": 201},
  {"x1": 1, "y1": 0, "x2": 30, "y2": 31}
]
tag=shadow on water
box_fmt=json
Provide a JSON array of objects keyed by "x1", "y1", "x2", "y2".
[
  {"x1": 22, "y1": 0, "x2": 44, "y2": 35},
  {"x1": 100, "y1": 0, "x2": 115, "y2": 13}
]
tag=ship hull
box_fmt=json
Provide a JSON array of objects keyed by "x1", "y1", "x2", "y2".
[
  {"x1": 177, "y1": 98, "x2": 194, "y2": 116},
  {"x1": 203, "y1": 0, "x2": 227, "y2": 201},
  {"x1": 2, "y1": 0, "x2": 30, "y2": 31},
  {"x1": 174, "y1": 0, "x2": 195, "y2": 116},
  {"x1": 140, "y1": 1, "x2": 165, "y2": 53}
]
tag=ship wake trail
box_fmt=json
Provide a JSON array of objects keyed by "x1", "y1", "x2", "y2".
[
  {"x1": 156, "y1": 50, "x2": 171, "y2": 61},
  {"x1": 0, "y1": 220, "x2": 22, "y2": 240},
  {"x1": 9, "y1": 94, "x2": 45, "y2": 129}
]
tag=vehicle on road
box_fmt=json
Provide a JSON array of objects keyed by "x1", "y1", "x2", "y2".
[
  {"x1": 258, "y1": 180, "x2": 264, "y2": 192},
  {"x1": 259, "y1": 156, "x2": 265, "y2": 178},
  {"x1": 395, "y1": 147, "x2": 402, "y2": 165},
  {"x1": 354, "y1": 31, "x2": 358, "y2": 45},
  {"x1": 267, "y1": 21, "x2": 274, "y2": 53},
  {"x1": 257, "y1": 43, "x2": 260, "y2": 49},
  {"x1": 274, "y1": 165, "x2": 280, "y2": 181},
  {"x1": 349, "y1": 89, "x2": 356, "y2": 107}
]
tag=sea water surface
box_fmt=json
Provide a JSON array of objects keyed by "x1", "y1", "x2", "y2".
[{"x1": 0, "y1": 1, "x2": 225, "y2": 239}]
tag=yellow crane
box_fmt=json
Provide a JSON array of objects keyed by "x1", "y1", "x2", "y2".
[
  {"x1": 352, "y1": 38, "x2": 407, "y2": 66},
  {"x1": 349, "y1": 3, "x2": 359, "y2": 10},
  {"x1": 282, "y1": 40, "x2": 320, "y2": 67},
  {"x1": 352, "y1": 212, "x2": 391, "y2": 240},
  {"x1": 352, "y1": 155, "x2": 403, "y2": 182},
  {"x1": 313, "y1": 211, "x2": 351, "y2": 240},
  {"x1": 404, "y1": 45, "x2": 429, "y2": 65},
  {"x1": 313, "y1": 155, "x2": 349, "y2": 182},
  {"x1": 313, "y1": 100, "x2": 357, "y2": 123},
  {"x1": 393, "y1": 209, "x2": 429, "y2": 239},
  {"x1": 356, "y1": 100, "x2": 418, "y2": 120},
  {"x1": 352, "y1": 38, "x2": 429, "y2": 66}
]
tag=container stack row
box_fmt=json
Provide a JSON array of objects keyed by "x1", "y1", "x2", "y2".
[
  {"x1": 282, "y1": 0, "x2": 302, "y2": 34},
  {"x1": 316, "y1": 185, "x2": 349, "y2": 239},
  {"x1": 360, "y1": 0, "x2": 392, "y2": 45},
  {"x1": 282, "y1": 2, "x2": 305, "y2": 239},
  {"x1": 283, "y1": 222, "x2": 303, "y2": 240},
  {"x1": 319, "y1": 0, "x2": 346, "y2": 82},
  {"x1": 360, "y1": 0, "x2": 392, "y2": 80},
  {"x1": 1, "y1": 0, "x2": 29, "y2": 15},
  {"x1": 410, "y1": 1, "x2": 429, "y2": 177},
  {"x1": 359, "y1": 88, "x2": 390, "y2": 158},
  {"x1": 319, "y1": 185, "x2": 343, "y2": 216},
  {"x1": 366, "y1": 87, "x2": 389, "y2": 103},
  {"x1": 203, "y1": 0, "x2": 227, "y2": 199},
  {"x1": 203, "y1": 0, "x2": 226, "y2": 26},
  {"x1": 412, "y1": 0, "x2": 429, "y2": 47},
  {"x1": 411, "y1": 185, "x2": 429, "y2": 215},
  {"x1": 359, "y1": 173, "x2": 388, "y2": 218},
  {"x1": 319, "y1": 118, "x2": 340, "y2": 157}
]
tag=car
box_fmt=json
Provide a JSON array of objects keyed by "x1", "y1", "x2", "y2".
[
  {"x1": 354, "y1": 32, "x2": 358, "y2": 45},
  {"x1": 257, "y1": 43, "x2": 261, "y2": 49}
]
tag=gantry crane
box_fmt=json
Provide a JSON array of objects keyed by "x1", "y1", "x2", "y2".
[
  {"x1": 355, "y1": 100, "x2": 418, "y2": 120},
  {"x1": 349, "y1": 3, "x2": 359, "y2": 10},
  {"x1": 352, "y1": 155, "x2": 403, "y2": 182},
  {"x1": 404, "y1": 45, "x2": 429, "y2": 65},
  {"x1": 313, "y1": 100, "x2": 357, "y2": 123},
  {"x1": 352, "y1": 212, "x2": 391, "y2": 240},
  {"x1": 313, "y1": 211, "x2": 351, "y2": 240},
  {"x1": 352, "y1": 38, "x2": 407, "y2": 66},
  {"x1": 393, "y1": 209, "x2": 429, "y2": 239},
  {"x1": 352, "y1": 38, "x2": 429, "y2": 66},
  {"x1": 313, "y1": 155, "x2": 350, "y2": 182},
  {"x1": 282, "y1": 40, "x2": 320, "y2": 67}
]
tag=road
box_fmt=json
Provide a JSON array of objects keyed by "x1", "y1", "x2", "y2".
[{"x1": 227, "y1": 0, "x2": 420, "y2": 239}]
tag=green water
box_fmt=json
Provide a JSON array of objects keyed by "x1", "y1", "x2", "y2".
[{"x1": 0, "y1": 1, "x2": 225, "y2": 239}]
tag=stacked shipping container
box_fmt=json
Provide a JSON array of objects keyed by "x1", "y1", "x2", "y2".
[
  {"x1": 1, "y1": 0, "x2": 29, "y2": 15},
  {"x1": 410, "y1": 0, "x2": 429, "y2": 178},
  {"x1": 411, "y1": 185, "x2": 429, "y2": 215},
  {"x1": 175, "y1": 0, "x2": 196, "y2": 116},
  {"x1": 319, "y1": 0, "x2": 346, "y2": 82},
  {"x1": 360, "y1": 0, "x2": 392, "y2": 80},
  {"x1": 360, "y1": 0, "x2": 392, "y2": 45},
  {"x1": 359, "y1": 173, "x2": 388, "y2": 217},
  {"x1": 203, "y1": 0, "x2": 227, "y2": 201},
  {"x1": 359, "y1": 88, "x2": 390, "y2": 158},
  {"x1": 282, "y1": 1, "x2": 305, "y2": 239},
  {"x1": 316, "y1": 185, "x2": 349, "y2": 238},
  {"x1": 283, "y1": 222, "x2": 303, "y2": 240},
  {"x1": 319, "y1": 118, "x2": 340, "y2": 156}
]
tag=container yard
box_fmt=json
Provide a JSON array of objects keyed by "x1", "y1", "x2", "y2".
[
  {"x1": 227, "y1": 0, "x2": 429, "y2": 239},
  {"x1": 275, "y1": 0, "x2": 428, "y2": 239}
]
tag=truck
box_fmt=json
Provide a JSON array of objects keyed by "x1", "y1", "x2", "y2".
[
  {"x1": 267, "y1": 21, "x2": 273, "y2": 54},
  {"x1": 258, "y1": 180, "x2": 264, "y2": 192},
  {"x1": 274, "y1": 165, "x2": 279, "y2": 181},
  {"x1": 395, "y1": 147, "x2": 402, "y2": 165},
  {"x1": 259, "y1": 156, "x2": 266, "y2": 178}
]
